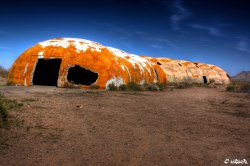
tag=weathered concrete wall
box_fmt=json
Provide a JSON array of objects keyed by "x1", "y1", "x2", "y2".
[
  {"x1": 8, "y1": 38, "x2": 230, "y2": 89},
  {"x1": 145, "y1": 57, "x2": 230, "y2": 84}
]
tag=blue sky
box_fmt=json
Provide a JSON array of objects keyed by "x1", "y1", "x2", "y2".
[{"x1": 0, "y1": 0, "x2": 250, "y2": 76}]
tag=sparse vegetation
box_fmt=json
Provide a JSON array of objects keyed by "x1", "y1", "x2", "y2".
[
  {"x1": 226, "y1": 80, "x2": 250, "y2": 93},
  {"x1": 66, "y1": 80, "x2": 227, "y2": 91},
  {"x1": 118, "y1": 84, "x2": 128, "y2": 91},
  {"x1": 6, "y1": 80, "x2": 14, "y2": 86},
  {"x1": 107, "y1": 81, "x2": 215, "y2": 91},
  {"x1": 143, "y1": 83, "x2": 160, "y2": 91},
  {"x1": 155, "y1": 82, "x2": 167, "y2": 91},
  {"x1": 0, "y1": 93, "x2": 23, "y2": 127},
  {"x1": 174, "y1": 82, "x2": 193, "y2": 89},
  {"x1": 165, "y1": 82, "x2": 194, "y2": 89},
  {"x1": 64, "y1": 81, "x2": 80, "y2": 89},
  {"x1": 126, "y1": 82, "x2": 143, "y2": 91},
  {"x1": 0, "y1": 66, "x2": 8, "y2": 78},
  {"x1": 90, "y1": 84, "x2": 100, "y2": 89},
  {"x1": 108, "y1": 82, "x2": 165, "y2": 91},
  {"x1": 108, "y1": 83, "x2": 119, "y2": 91}
]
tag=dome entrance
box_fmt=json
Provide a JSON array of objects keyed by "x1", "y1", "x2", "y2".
[
  {"x1": 67, "y1": 65, "x2": 98, "y2": 86},
  {"x1": 33, "y1": 59, "x2": 61, "y2": 86}
]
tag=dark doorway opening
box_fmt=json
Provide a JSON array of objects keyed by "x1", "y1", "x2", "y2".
[
  {"x1": 67, "y1": 65, "x2": 98, "y2": 85},
  {"x1": 203, "y1": 76, "x2": 208, "y2": 84},
  {"x1": 33, "y1": 59, "x2": 61, "y2": 86}
]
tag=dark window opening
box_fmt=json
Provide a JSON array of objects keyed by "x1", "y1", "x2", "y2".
[
  {"x1": 178, "y1": 63, "x2": 182, "y2": 66},
  {"x1": 33, "y1": 59, "x2": 61, "y2": 86},
  {"x1": 67, "y1": 65, "x2": 98, "y2": 85},
  {"x1": 203, "y1": 76, "x2": 208, "y2": 84},
  {"x1": 157, "y1": 62, "x2": 161, "y2": 65}
]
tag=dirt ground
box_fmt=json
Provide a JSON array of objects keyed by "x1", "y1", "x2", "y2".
[{"x1": 0, "y1": 86, "x2": 249, "y2": 165}]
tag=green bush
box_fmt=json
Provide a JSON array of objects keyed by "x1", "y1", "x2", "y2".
[
  {"x1": 108, "y1": 83, "x2": 119, "y2": 91},
  {"x1": 108, "y1": 82, "x2": 168, "y2": 91},
  {"x1": 127, "y1": 82, "x2": 143, "y2": 91},
  {"x1": 144, "y1": 83, "x2": 160, "y2": 91},
  {"x1": 0, "y1": 93, "x2": 23, "y2": 127},
  {"x1": 155, "y1": 82, "x2": 166, "y2": 91},
  {"x1": 108, "y1": 82, "x2": 158, "y2": 91},
  {"x1": 118, "y1": 84, "x2": 128, "y2": 91}
]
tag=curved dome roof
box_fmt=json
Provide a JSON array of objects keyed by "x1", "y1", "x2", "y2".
[
  {"x1": 8, "y1": 38, "x2": 230, "y2": 88},
  {"x1": 8, "y1": 38, "x2": 161, "y2": 88}
]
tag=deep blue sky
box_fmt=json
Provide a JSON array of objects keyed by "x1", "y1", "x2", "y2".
[{"x1": 0, "y1": 0, "x2": 250, "y2": 76}]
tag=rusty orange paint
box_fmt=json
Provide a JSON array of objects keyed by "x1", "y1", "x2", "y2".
[{"x1": 8, "y1": 38, "x2": 230, "y2": 89}]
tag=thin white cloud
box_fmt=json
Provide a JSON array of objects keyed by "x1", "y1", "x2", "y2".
[
  {"x1": 151, "y1": 44, "x2": 163, "y2": 49},
  {"x1": 170, "y1": 0, "x2": 191, "y2": 30},
  {"x1": 190, "y1": 24, "x2": 222, "y2": 37},
  {"x1": 135, "y1": 31, "x2": 179, "y2": 49},
  {"x1": 151, "y1": 37, "x2": 179, "y2": 49},
  {"x1": 235, "y1": 40, "x2": 250, "y2": 54},
  {"x1": 92, "y1": 22, "x2": 179, "y2": 49}
]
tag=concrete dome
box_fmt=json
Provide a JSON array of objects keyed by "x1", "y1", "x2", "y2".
[{"x1": 8, "y1": 38, "x2": 230, "y2": 89}]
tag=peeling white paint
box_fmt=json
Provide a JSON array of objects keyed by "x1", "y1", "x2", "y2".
[
  {"x1": 107, "y1": 47, "x2": 152, "y2": 76},
  {"x1": 38, "y1": 38, "x2": 153, "y2": 78},
  {"x1": 24, "y1": 78, "x2": 27, "y2": 86},
  {"x1": 39, "y1": 38, "x2": 104, "y2": 53},
  {"x1": 121, "y1": 64, "x2": 125, "y2": 71},
  {"x1": 106, "y1": 77, "x2": 125, "y2": 89},
  {"x1": 24, "y1": 63, "x2": 29, "y2": 75},
  {"x1": 38, "y1": 52, "x2": 44, "y2": 56},
  {"x1": 123, "y1": 65, "x2": 131, "y2": 81}
]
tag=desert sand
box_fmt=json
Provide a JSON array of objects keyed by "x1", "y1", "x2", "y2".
[{"x1": 0, "y1": 86, "x2": 249, "y2": 165}]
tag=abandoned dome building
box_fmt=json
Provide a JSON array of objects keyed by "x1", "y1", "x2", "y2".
[{"x1": 8, "y1": 38, "x2": 230, "y2": 89}]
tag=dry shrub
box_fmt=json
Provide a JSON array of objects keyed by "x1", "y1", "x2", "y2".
[
  {"x1": 0, "y1": 93, "x2": 23, "y2": 127},
  {"x1": 0, "y1": 66, "x2": 8, "y2": 78},
  {"x1": 226, "y1": 80, "x2": 250, "y2": 93},
  {"x1": 108, "y1": 82, "x2": 164, "y2": 91},
  {"x1": 90, "y1": 84, "x2": 100, "y2": 89}
]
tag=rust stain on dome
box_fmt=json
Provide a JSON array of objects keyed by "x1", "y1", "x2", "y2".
[{"x1": 8, "y1": 38, "x2": 230, "y2": 89}]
